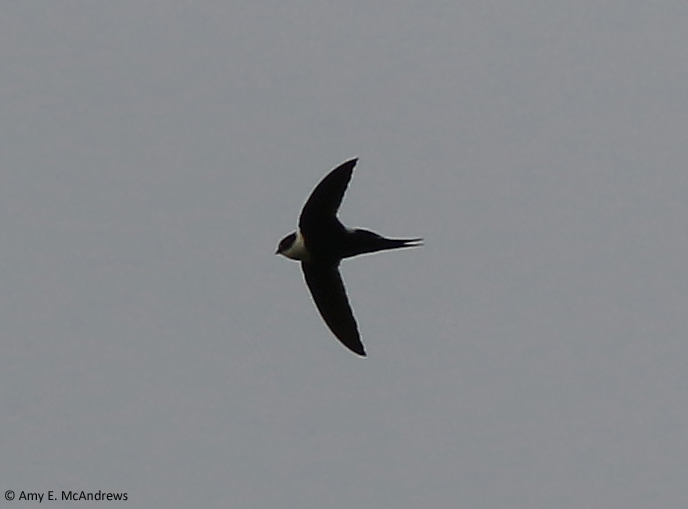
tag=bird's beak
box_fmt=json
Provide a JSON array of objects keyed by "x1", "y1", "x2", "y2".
[{"x1": 275, "y1": 249, "x2": 280, "y2": 255}]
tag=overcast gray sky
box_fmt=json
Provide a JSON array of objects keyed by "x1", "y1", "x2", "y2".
[{"x1": 2, "y1": 1, "x2": 688, "y2": 507}]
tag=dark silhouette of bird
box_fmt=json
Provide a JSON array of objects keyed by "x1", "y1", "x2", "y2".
[{"x1": 276, "y1": 158, "x2": 422, "y2": 356}]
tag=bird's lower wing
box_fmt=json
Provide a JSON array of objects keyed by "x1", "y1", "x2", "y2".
[{"x1": 301, "y1": 262, "x2": 366, "y2": 356}]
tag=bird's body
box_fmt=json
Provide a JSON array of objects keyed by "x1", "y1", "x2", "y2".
[{"x1": 276, "y1": 158, "x2": 422, "y2": 356}]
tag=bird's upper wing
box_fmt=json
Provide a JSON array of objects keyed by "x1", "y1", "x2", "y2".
[
  {"x1": 299, "y1": 158, "x2": 357, "y2": 236},
  {"x1": 301, "y1": 261, "x2": 366, "y2": 356}
]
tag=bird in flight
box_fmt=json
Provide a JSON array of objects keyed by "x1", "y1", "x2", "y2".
[{"x1": 276, "y1": 158, "x2": 422, "y2": 356}]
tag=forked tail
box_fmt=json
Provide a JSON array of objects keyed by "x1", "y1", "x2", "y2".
[
  {"x1": 342, "y1": 230, "x2": 423, "y2": 258},
  {"x1": 383, "y1": 237, "x2": 424, "y2": 250}
]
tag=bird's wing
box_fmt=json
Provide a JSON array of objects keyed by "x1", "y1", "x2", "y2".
[
  {"x1": 301, "y1": 262, "x2": 366, "y2": 356},
  {"x1": 299, "y1": 158, "x2": 357, "y2": 235}
]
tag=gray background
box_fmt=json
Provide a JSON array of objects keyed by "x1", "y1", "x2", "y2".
[{"x1": 2, "y1": 1, "x2": 687, "y2": 507}]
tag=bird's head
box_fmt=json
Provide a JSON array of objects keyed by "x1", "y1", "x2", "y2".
[
  {"x1": 275, "y1": 232, "x2": 296, "y2": 257},
  {"x1": 275, "y1": 231, "x2": 311, "y2": 261}
]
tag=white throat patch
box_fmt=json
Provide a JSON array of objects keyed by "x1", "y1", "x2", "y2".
[{"x1": 282, "y1": 230, "x2": 311, "y2": 261}]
